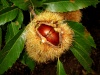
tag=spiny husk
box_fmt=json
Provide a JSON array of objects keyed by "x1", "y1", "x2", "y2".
[
  {"x1": 25, "y1": 11, "x2": 74, "y2": 63},
  {"x1": 61, "y1": 10, "x2": 82, "y2": 22},
  {"x1": 34, "y1": 11, "x2": 64, "y2": 23}
]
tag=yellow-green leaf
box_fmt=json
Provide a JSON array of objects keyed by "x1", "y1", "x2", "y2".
[{"x1": 57, "y1": 58, "x2": 66, "y2": 75}]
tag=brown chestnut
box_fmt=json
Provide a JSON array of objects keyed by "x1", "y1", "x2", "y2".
[{"x1": 37, "y1": 24, "x2": 59, "y2": 46}]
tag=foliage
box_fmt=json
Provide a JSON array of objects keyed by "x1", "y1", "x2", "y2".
[
  {"x1": 20, "y1": 51, "x2": 36, "y2": 70},
  {"x1": 57, "y1": 58, "x2": 66, "y2": 75},
  {"x1": 0, "y1": 0, "x2": 99, "y2": 75},
  {"x1": 45, "y1": 0, "x2": 99, "y2": 12},
  {"x1": 67, "y1": 21, "x2": 95, "y2": 72}
]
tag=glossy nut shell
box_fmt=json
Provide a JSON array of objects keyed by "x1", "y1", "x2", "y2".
[{"x1": 37, "y1": 24, "x2": 59, "y2": 46}]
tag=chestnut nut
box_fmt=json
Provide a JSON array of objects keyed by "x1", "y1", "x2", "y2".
[{"x1": 37, "y1": 24, "x2": 60, "y2": 46}]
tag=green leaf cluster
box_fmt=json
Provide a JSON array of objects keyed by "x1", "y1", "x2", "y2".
[
  {"x1": 67, "y1": 21, "x2": 96, "y2": 72},
  {"x1": 0, "y1": 0, "x2": 31, "y2": 74}
]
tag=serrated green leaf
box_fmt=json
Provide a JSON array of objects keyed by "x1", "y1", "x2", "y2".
[
  {"x1": 0, "y1": 27, "x2": 2, "y2": 50},
  {"x1": 57, "y1": 58, "x2": 66, "y2": 75},
  {"x1": 20, "y1": 52, "x2": 35, "y2": 70},
  {"x1": 0, "y1": 29, "x2": 25, "y2": 74},
  {"x1": 67, "y1": 21, "x2": 96, "y2": 49},
  {"x1": 84, "y1": 30, "x2": 96, "y2": 48},
  {"x1": 5, "y1": 22, "x2": 19, "y2": 43},
  {"x1": 1, "y1": 0, "x2": 9, "y2": 8},
  {"x1": 0, "y1": 7, "x2": 18, "y2": 25},
  {"x1": 10, "y1": 0, "x2": 30, "y2": 10},
  {"x1": 67, "y1": 21, "x2": 95, "y2": 72},
  {"x1": 70, "y1": 47, "x2": 93, "y2": 72},
  {"x1": 73, "y1": 37, "x2": 91, "y2": 54},
  {"x1": 44, "y1": 0, "x2": 99, "y2": 12}
]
